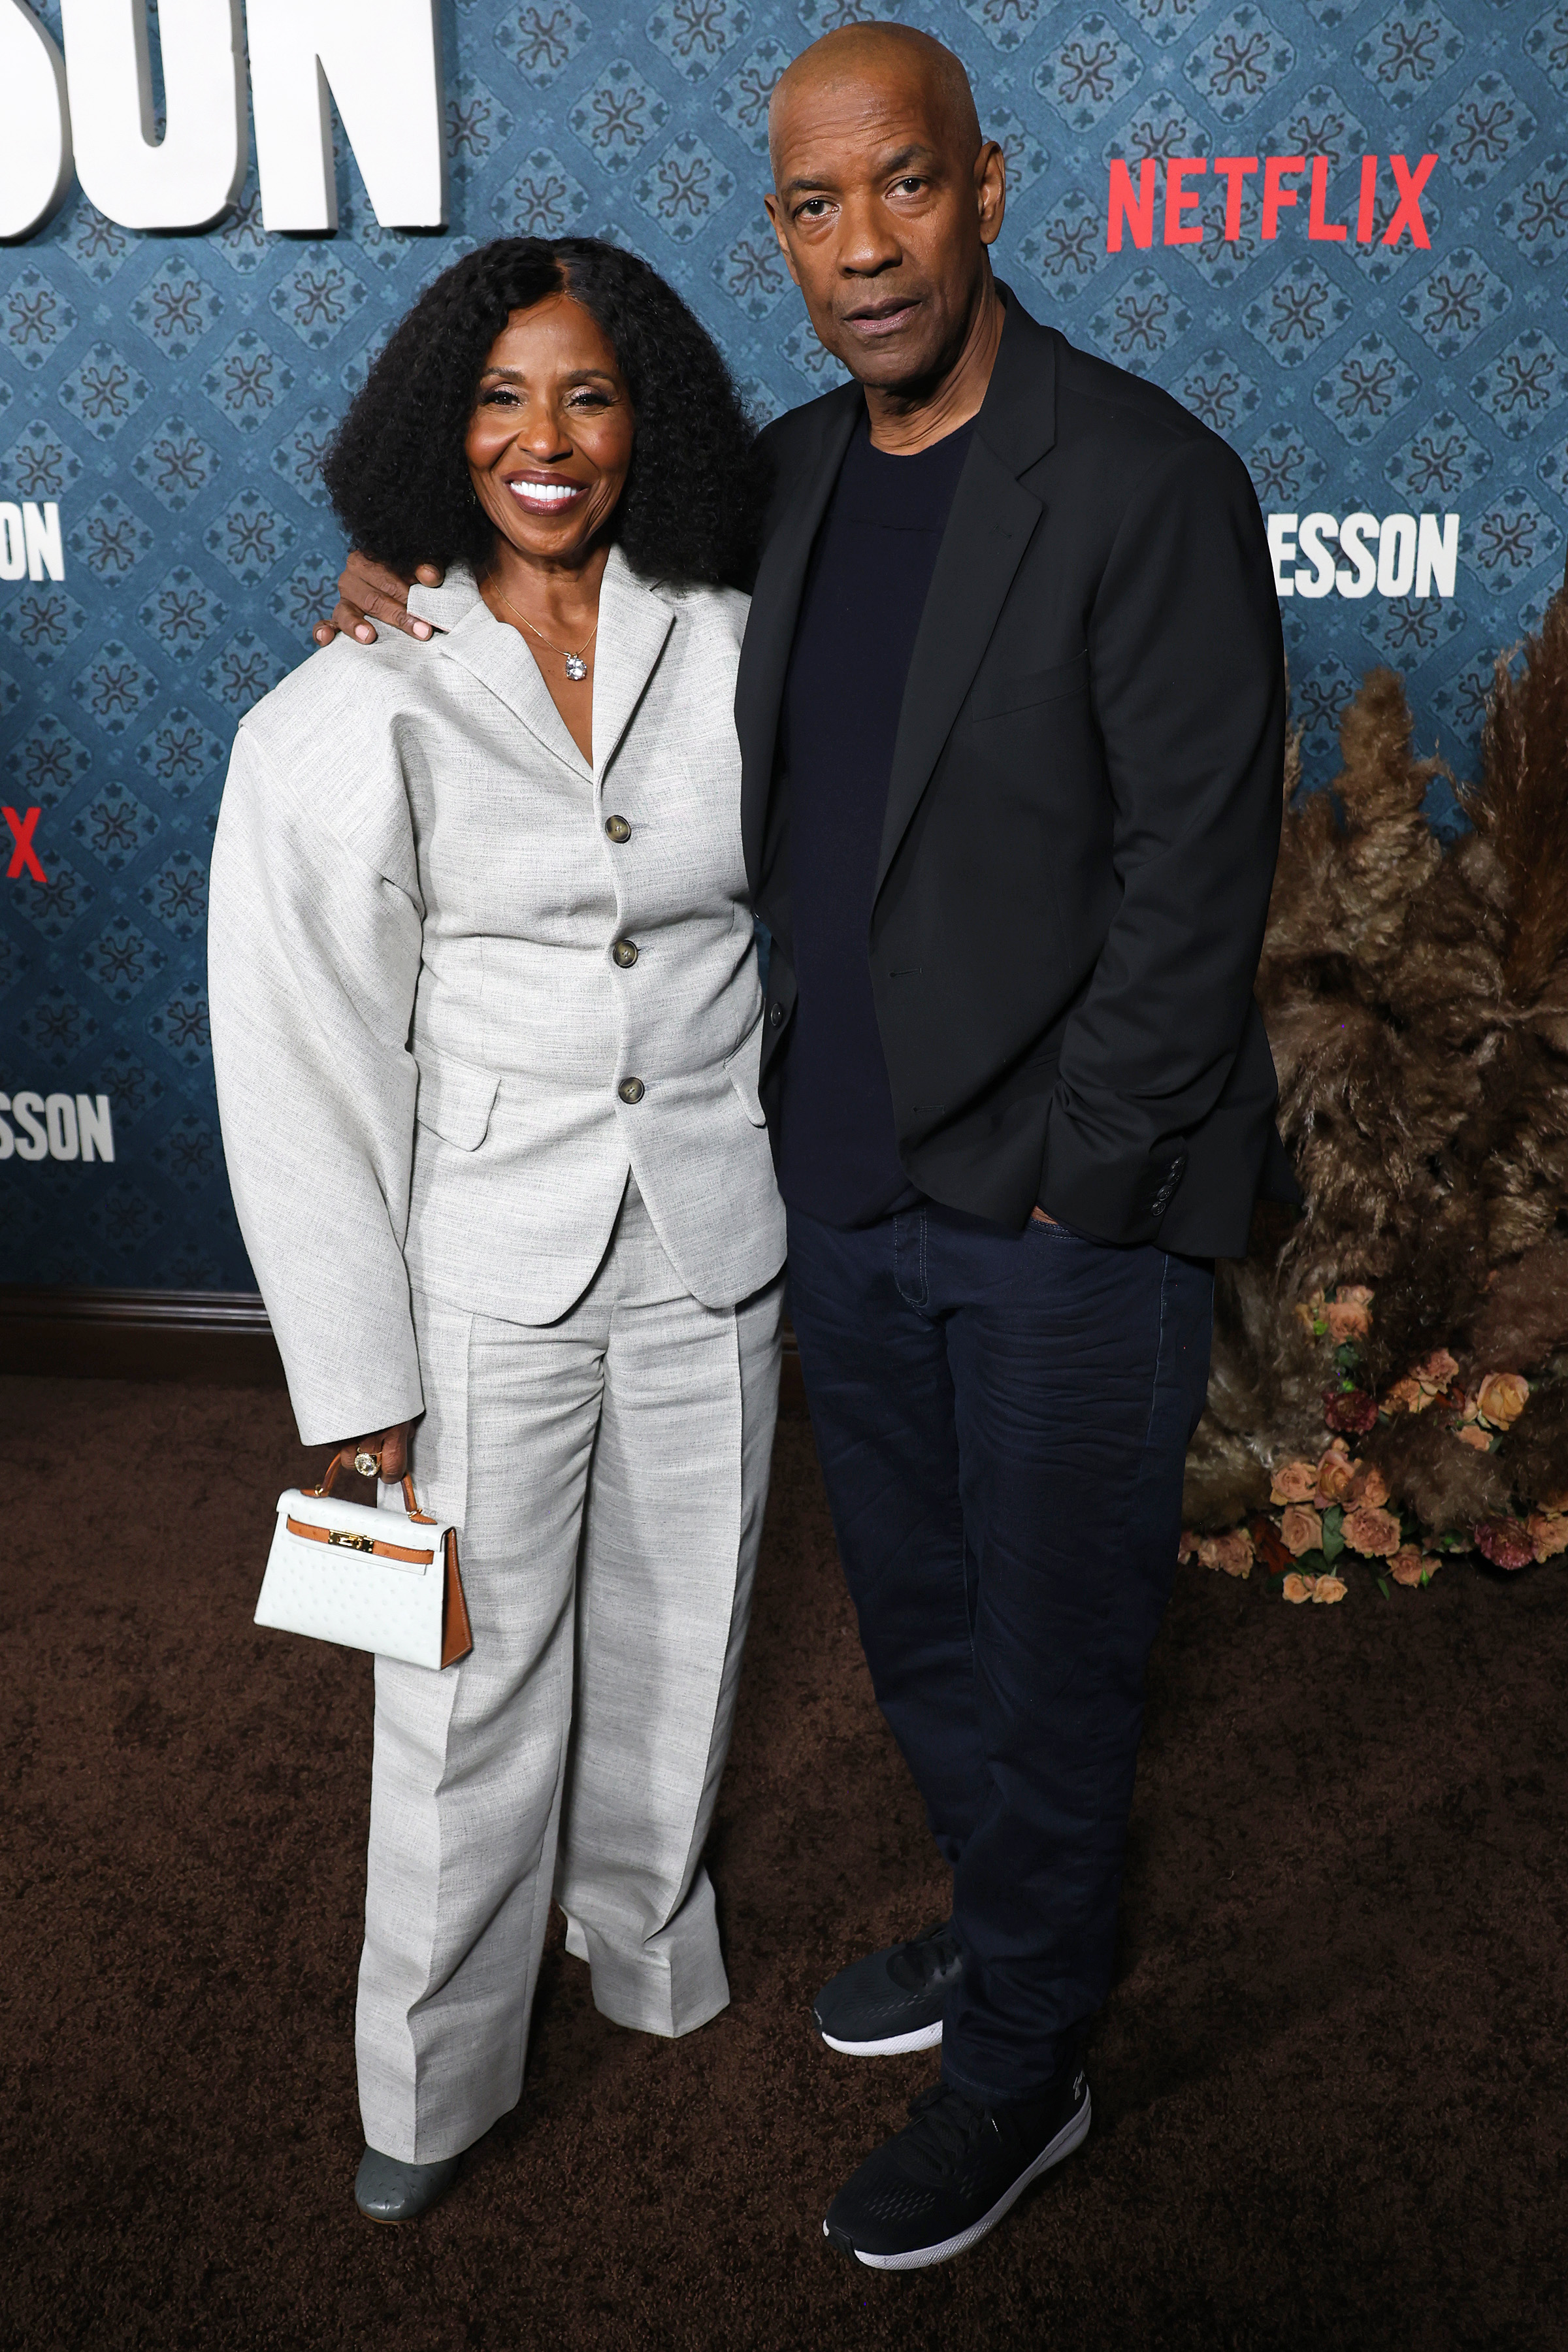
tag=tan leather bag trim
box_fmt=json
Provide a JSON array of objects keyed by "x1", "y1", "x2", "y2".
[
  {"x1": 312, "y1": 1460, "x2": 434, "y2": 1521},
  {"x1": 285, "y1": 1516, "x2": 434, "y2": 1565},
  {"x1": 441, "y1": 1528, "x2": 473, "y2": 1668},
  {"x1": 400, "y1": 1474, "x2": 435, "y2": 1522}
]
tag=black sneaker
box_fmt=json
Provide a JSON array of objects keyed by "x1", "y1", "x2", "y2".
[
  {"x1": 823, "y1": 2066, "x2": 1091, "y2": 2270},
  {"x1": 812, "y1": 1919, "x2": 962, "y2": 2055}
]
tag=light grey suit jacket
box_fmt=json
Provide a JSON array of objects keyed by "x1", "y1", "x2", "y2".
[{"x1": 209, "y1": 551, "x2": 786, "y2": 1446}]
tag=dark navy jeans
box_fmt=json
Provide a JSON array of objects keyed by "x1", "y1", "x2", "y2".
[{"x1": 786, "y1": 1198, "x2": 1214, "y2": 2105}]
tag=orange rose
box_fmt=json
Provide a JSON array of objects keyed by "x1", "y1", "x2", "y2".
[
  {"x1": 1311, "y1": 1574, "x2": 1347, "y2": 1603},
  {"x1": 1527, "y1": 1511, "x2": 1568, "y2": 1562},
  {"x1": 1341, "y1": 1504, "x2": 1403, "y2": 1558},
  {"x1": 1177, "y1": 1531, "x2": 1199, "y2": 1562},
  {"x1": 1388, "y1": 1546, "x2": 1424, "y2": 1587},
  {"x1": 1281, "y1": 1505, "x2": 1324, "y2": 1557},
  {"x1": 1315, "y1": 1445, "x2": 1356, "y2": 1504},
  {"x1": 1414, "y1": 1349, "x2": 1460, "y2": 1396},
  {"x1": 1269, "y1": 1459, "x2": 1320, "y2": 1506},
  {"x1": 1456, "y1": 1424, "x2": 1492, "y2": 1452},
  {"x1": 1348, "y1": 1463, "x2": 1390, "y2": 1509},
  {"x1": 1339, "y1": 1286, "x2": 1374, "y2": 1309},
  {"x1": 1281, "y1": 1573, "x2": 1313, "y2": 1604},
  {"x1": 1198, "y1": 1529, "x2": 1254, "y2": 1579},
  {"x1": 1324, "y1": 1299, "x2": 1371, "y2": 1342},
  {"x1": 1476, "y1": 1373, "x2": 1529, "y2": 1430},
  {"x1": 1382, "y1": 1376, "x2": 1423, "y2": 1414},
  {"x1": 1476, "y1": 1517, "x2": 1535, "y2": 1571}
]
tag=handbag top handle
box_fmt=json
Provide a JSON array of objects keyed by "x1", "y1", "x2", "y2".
[{"x1": 311, "y1": 1454, "x2": 435, "y2": 1524}]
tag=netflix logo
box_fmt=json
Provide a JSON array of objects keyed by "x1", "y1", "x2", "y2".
[{"x1": 1106, "y1": 154, "x2": 1438, "y2": 253}]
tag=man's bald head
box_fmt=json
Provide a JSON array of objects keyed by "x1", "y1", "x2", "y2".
[
  {"x1": 761, "y1": 20, "x2": 1005, "y2": 420},
  {"x1": 768, "y1": 24, "x2": 981, "y2": 180}
]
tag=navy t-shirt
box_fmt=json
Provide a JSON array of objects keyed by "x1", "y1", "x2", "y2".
[{"x1": 774, "y1": 416, "x2": 974, "y2": 1229}]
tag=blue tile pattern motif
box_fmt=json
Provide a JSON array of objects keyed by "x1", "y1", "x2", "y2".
[{"x1": 1, "y1": 0, "x2": 1564, "y2": 1287}]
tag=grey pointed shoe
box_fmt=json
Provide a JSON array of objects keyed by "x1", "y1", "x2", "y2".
[{"x1": 354, "y1": 2144, "x2": 463, "y2": 2224}]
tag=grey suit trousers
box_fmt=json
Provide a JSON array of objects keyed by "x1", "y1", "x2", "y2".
[{"x1": 356, "y1": 1179, "x2": 782, "y2": 2163}]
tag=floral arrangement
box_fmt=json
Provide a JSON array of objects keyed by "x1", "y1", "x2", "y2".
[
  {"x1": 1182, "y1": 1281, "x2": 1568, "y2": 1603},
  {"x1": 1180, "y1": 565, "x2": 1568, "y2": 1607}
]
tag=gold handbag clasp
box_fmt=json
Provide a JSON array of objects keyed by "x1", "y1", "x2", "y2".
[{"x1": 327, "y1": 1529, "x2": 376, "y2": 1552}]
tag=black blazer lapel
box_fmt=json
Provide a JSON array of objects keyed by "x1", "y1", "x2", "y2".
[
  {"x1": 875, "y1": 295, "x2": 1060, "y2": 898},
  {"x1": 738, "y1": 385, "x2": 860, "y2": 887}
]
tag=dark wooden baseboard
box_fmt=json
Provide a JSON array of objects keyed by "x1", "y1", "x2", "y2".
[
  {"x1": 0, "y1": 1286, "x2": 286, "y2": 1386},
  {"x1": 1, "y1": 1284, "x2": 808, "y2": 1408}
]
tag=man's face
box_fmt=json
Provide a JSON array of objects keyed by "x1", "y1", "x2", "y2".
[{"x1": 764, "y1": 58, "x2": 1004, "y2": 395}]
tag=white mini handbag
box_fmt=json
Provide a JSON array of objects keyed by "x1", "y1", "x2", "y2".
[{"x1": 255, "y1": 1457, "x2": 473, "y2": 1671}]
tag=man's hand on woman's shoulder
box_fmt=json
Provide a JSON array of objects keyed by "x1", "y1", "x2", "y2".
[{"x1": 314, "y1": 553, "x2": 446, "y2": 648}]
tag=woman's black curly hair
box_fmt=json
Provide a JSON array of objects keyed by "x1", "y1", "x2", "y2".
[{"x1": 321, "y1": 237, "x2": 766, "y2": 589}]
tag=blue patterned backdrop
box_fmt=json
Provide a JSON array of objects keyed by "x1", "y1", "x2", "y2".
[{"x1": 1, "y1": 0, "x2": 1565, "y2": 1288}]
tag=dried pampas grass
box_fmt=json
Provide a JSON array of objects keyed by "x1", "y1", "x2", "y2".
[
  {"x1": 1470, "y1": 580, "x2": 1568, "y2": 1007},
  {"x1": 1185, "y1": 562, "x2": 1568, "y2": 1542},
  {"x1": 1493, "y1": 1383, "x2": 1568, "y2": 1511},
  {"x1": 1359, "y1": 1412, "x2": 1510, "y2": 1537}
]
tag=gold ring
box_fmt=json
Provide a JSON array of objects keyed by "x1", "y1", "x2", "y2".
[{"x1": 353, "y1": 1450, "x2": 382, "y2": 1480}]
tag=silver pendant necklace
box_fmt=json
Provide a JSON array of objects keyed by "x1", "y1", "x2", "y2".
[{"x1": 495, "y1": 583, "x2": 598, "y2": 681}]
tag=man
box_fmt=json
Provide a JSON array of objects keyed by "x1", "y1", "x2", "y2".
[{"x1": 323, "y1": 23, "x2": 1288, "y2": 2272}]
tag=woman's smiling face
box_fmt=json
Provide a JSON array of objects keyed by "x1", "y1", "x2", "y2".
[{"x1": 465, "y1": 293, "x2": 636, "y2": 566}]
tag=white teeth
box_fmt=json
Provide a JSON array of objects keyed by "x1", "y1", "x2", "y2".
[{"x1": 509, "y1": 481, "x2": 581, "y2": 505}]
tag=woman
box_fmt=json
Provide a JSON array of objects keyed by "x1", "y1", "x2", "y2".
[{"x1": 208, "y1": 239, "x2": 785, "y2": 2225}]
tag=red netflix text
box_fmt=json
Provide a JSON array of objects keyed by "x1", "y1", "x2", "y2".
[
  {"x1": 1105, "y1": 155, "x2": 1438, "y2": 253},
  {"x1": 3, "y1": 805, "x2": 47, "y2": 883}
]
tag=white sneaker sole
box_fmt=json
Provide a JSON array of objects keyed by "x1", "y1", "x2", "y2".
[
  {"x1": 818, "y1": 2019, "x2": 944, "y2": 2055},
  {"x1": 829, "y1": 2089, "x2": 1092, "y2": 2272}
]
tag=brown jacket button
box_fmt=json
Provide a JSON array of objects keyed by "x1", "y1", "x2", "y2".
[
  {"x1": 612, "y1": 939, "x2": 639, "y2": 968},
  {"x1": 617, "y1": 1077, "x2": 645, "y2": 1104},
  {"x1": 604, "y1": 814, "x2": 631, "y2": 842}
]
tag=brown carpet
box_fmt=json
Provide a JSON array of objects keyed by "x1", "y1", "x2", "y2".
[{"x1": 1, "y1": 1370, "x2": 1563, "y2": 2352}]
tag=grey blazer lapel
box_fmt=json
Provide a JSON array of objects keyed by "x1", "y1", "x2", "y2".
[
  {"x1": 591, "y1": 548, "x2": 675, "y2": 787},
  {"x1": 413, "y1": 563, "x2": 592, "y2": 780}
]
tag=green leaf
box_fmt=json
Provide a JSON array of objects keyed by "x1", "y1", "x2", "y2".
[
  {"x1": 1376, "y1": 1575, "x2": 1391, "y2": 1599},
  {"x1": 1292, "y1": 1548, "x2": 1330, "y2": 1576},
  {"x1": 1320, "y1": 1504, "x2": 1346, "y2": 1563},
  {"x1": 1334, "y1": 1341, "x2": 1362, "y2": 1374}
]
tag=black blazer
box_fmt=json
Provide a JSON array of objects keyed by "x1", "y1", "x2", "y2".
[{"x1": 737, "y1": 287, "x2": 1294, "y2": 1260}]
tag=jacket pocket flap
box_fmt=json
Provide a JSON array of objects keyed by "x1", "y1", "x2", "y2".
[
  {"x1": 969, "y1": 651, "x2": 1090, "y2": 721},
  {"x1": 414, "y1": 1053, "x2": 500, "y2": 1152},
  {"x1": 723, "y1": 1011, "x2": 768, "y2": 1127}
]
